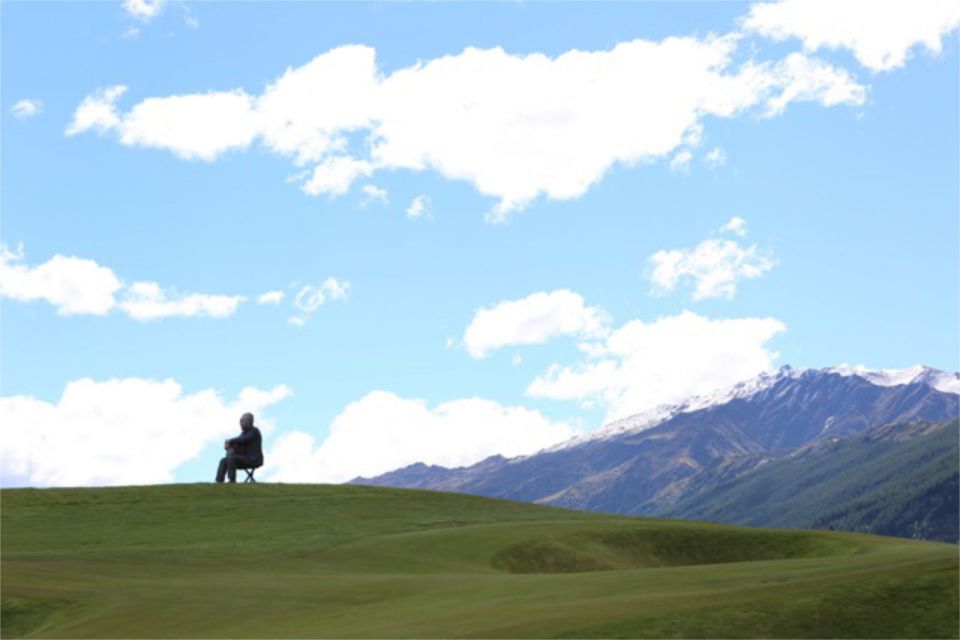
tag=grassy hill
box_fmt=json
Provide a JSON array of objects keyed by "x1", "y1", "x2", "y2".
[
  {"x1": 661, "y1": 419, "x2": 959, "y2": 542},
  {"x1": 2, "y1": 483, "x2": 957, "y2": 638}
]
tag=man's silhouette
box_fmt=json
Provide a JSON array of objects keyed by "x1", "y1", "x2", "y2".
[{"x1": 216, "y1": 412, "x2": 263, "y2": 483}]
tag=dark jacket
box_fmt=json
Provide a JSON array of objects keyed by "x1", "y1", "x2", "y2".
[{"x1": 228, "y1": 426, "x2": 263, "y2": 467}]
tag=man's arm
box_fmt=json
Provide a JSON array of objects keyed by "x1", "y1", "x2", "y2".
[{"x1": 228, "y1": 429, "x2": 257, "y2": 446}]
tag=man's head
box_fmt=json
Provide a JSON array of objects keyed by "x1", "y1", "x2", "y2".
[{"x1": 239, "y1": 412, "x2": 254, "y2": 430}]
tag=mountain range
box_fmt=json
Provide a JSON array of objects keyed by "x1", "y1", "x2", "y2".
[{"x1": 352, "y1": 365, "x2": 960, "y2": 542}]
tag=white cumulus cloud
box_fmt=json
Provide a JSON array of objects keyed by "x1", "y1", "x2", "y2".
[
  {"x1": 743, "y1": 0, "x2": 960, "y2": 72},
  {"x1": 527, "y1": 310, "x2": 787, "y2": 422},
  {"x1": 118, "y1": 89, "x2": 260, "y2": 162},
  {"x1": 65, "y1": 85, "x2": 128, "y2": 136},
  {"x1": 464, "y1": 289, "x2": 610, "y2": 358},
  {"x1": 67, "y1": 34, "x2": 866, "y2": 219},
  {"x1": 0, "y1": 378, "x2": 291, "y2": 487},
  {"x1": 0, "y1": 245, "x2": 247, "y2": 320},
  {"x1": 762, "y1": 52, "x2": 867, "y2": 116},
  {"x1": 302, "y1": 156, "x2": 373, "y2": 196},
  {"x1": 122, "y1": 0, "x2": 167, "y2": 22},
  {"x1": 265, "y1": 391, "x2": 575, "y2": 483},
  {"x1": 256, "y1": 45, "x2": 380, "y2": 165},
  {"x1": 0, "y1": 244, "x2": 122, "y2": 315},
  {"x1": 648, "y1": 221, "x2": 776, "y2": 300}
]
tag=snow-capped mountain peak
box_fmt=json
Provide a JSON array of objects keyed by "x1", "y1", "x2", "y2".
[
  {"x1": 828, "y1": 364, "x2": 960, "y2": 394},
  {"x1": 541, "y1": 365, "x2": 804, "y2": 453},
  {"x1": 541, "y1": 364, "x2": 958, "y2": 454}
]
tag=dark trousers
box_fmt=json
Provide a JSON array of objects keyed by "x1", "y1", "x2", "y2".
[{"x1": 216, "y1": 450, "x2": 255, "y2": 483}]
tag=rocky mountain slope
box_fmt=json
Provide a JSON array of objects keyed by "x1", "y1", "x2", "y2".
[{"x1": 352, "y1": 366, "x2": 959, "y2": 539}]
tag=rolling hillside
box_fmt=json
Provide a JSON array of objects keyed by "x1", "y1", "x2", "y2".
[{"x1": 2, "y1": 483, "x2": 958, "y2": 638}]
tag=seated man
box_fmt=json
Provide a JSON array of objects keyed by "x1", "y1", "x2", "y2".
[{"x1": 216, "y1": 412, "x2": 264, "y2": 483}]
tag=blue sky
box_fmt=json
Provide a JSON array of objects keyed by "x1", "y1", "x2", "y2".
[{"x1": 2, "y1": 1, "x2": 958, "y2": 487}]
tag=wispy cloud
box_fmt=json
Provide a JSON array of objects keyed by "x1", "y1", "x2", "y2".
[
  {"x1": 11, "y1": 99, "x2": 42, "y2": 121},
  {"x1": 118, "y1": 282, "x2": 245, "y2": 321},
  {"x1": 719, "y1": 215, "x2": 746, "y2": 236},
  {"x1": 406, "y1": 194, "x2": 432, "y2": 220},
  {"x1": 361, "y1": 184, "x2": 389, "y2": 206},
  {"x1": 669, "y1": 150, "x2": 693, "y2": 173},
  {"x1": 120, "y1": 0, "x2": 199, "y2": 35},
  {"x1": 256, "y1": 290, "x2": 285, "y2": 305},
  {"x1": 288, "y1": 278, "x2": 349, "y2": 326},
  {"x1": 704, "y1": 147, "x2": 727, "y2": 169}
]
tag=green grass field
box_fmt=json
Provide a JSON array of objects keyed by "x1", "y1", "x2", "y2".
[{"x1": 2, "y1": 483, "x2": 957, "y2": 638}]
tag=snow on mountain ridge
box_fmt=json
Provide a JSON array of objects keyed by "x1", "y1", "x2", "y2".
[
  {"x1": 828, "y1": 364, "x2": 960, "y2": 394},
  {"x1": 540, "y1": 364, "x2": 958, "y2": 454},
  {"x1": 540, "y1": 365, "x2": 805, "y2": 453}
]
